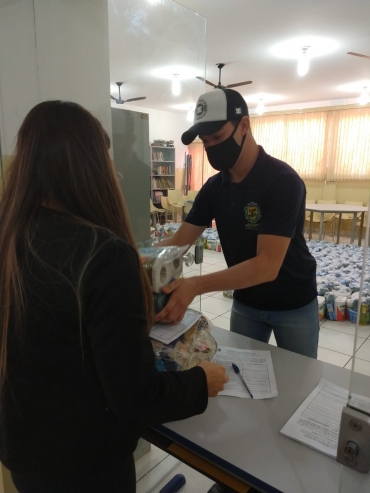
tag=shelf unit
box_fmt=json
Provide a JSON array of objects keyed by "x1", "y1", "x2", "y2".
[{"x1": 150, "y1": 145, "x2": 175, "y2": 204}]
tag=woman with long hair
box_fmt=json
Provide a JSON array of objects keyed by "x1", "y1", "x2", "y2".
[{"x1": 0, "y1": 101, "x2": 227, "y2": 493}]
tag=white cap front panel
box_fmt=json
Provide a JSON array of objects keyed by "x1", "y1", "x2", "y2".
[{"x1": 194, "y1": 90, "x2": 227, "y2": 124}]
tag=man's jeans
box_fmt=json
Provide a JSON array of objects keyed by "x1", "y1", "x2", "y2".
[{"x1": 230, "y1": 298, "x2": 320, "y2": 358}]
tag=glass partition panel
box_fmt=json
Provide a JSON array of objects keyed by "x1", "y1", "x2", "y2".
[
  {"x1": 107, "y1": 0, "x2": 207, "y2": 467},
  {"x1": 108, "y1": 0, "x2": 206, "y2": 279},
  {"x1": 339, "y1": 194, "x2": 370, "y2": 487}
]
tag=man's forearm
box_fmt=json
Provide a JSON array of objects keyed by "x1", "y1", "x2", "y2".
[
  {"x1": 155, "y1": 222, "x2": 206, "y2": 248},
  {"x1": 193, "y1": 255, "x2": 277, "y2": 295},
  {"x1": 155, "y1": 236, "x2": 178, "y2": 247}
]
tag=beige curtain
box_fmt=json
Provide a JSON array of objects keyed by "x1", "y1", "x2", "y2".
[
  {"x1": 251, "y1": 112, "x2": 328, "y2": 180},
  {"x1": 188, "y1": 107, "x2": 370, "y2": 186},
  {"x1": 327, "y1": 108, "x2": 370, "y2": 180},
  {"x1": 187, "y1": 141, "x2": 217, "y2": 191}
]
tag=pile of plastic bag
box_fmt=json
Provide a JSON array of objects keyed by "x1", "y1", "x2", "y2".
[{"x1": 308, "y1": 240, "x2": 370, "y2": 324}]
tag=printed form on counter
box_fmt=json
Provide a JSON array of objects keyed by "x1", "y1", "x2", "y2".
[
  {"x1": 213, "y1": 346, "x2": 278, "y2": 399},
  {"x1": 280, "y1": 378, "x2": 370, "y2": 458}
]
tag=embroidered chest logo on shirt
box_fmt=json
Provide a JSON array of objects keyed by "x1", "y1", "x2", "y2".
[{"x1": 244, "y1": 202, "x2": 262, "y2": 230}]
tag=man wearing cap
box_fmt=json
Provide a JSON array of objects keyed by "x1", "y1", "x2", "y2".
[{"x1": 157, "y1": 88, "x2": 319, "y2": 359}]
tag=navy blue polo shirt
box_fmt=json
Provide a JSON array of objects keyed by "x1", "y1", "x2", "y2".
[{"x1": 185, "y1": 146, "x2": 317, "y2": 311}]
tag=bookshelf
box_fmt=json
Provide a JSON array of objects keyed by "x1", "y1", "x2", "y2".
[{"x1": 150, "y1": 145, "x2": 175, "y2": 204}]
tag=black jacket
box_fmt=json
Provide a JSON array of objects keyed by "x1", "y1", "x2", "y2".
[{"x1": 0, "y1": 207, "x2": 207, "y2": 475}]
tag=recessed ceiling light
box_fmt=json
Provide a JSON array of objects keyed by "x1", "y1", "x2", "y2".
[
  {"x1": 359, "y1": 87, "x2": 370, "y2": 105},
  {"x1": 152, "y1": 66, "x2": 198, "y2": 80},
  {"x1": 338, "y1": 80, "x2": 370, "y2": 93},
  {"x1": 256, "y1": 99, "x2": 265, "y2": 115},
  {"x1": 172, "y1": 103, "x2": 196, "y2": 110},
  {"x1": 297, "y1": 46, "x2": 310, "y2": 76},
  {"x1": 244, "y1": 94, "x2": 283, "y2": 104},
  {"x1": 187, "y1": 107, "x2": 195, "y2": 122},
  {"x1": 270, "y1": 36, "x2": 338, "y2": 59},
  {"x1": 172, "y1": 74, "x2": 181, "y2": 96}
]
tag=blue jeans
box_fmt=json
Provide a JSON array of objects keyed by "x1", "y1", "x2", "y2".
[{"x1": 230, "y1": 298, "x2": 319, "y2": 359}]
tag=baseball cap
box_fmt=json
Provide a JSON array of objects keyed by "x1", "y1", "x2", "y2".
[{"x1": 181, "y1": 88, "x2": 249, "y2": 145}]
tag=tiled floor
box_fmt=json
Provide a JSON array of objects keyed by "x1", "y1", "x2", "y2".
[{"x1": 137, "y1": 245, "x2": 370, "y2": 492}]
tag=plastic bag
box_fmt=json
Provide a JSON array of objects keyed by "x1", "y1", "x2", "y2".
[
  {"x1": 139, "y1": 245, "x2": 188, "y2": 293},
  {"x1": 150, "y1": 311, "x2": 218, "y2": 371}
]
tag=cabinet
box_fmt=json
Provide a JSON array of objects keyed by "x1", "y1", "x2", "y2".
[{"x1": 150, "y1": 145, "x2": 175, "y2": 204}]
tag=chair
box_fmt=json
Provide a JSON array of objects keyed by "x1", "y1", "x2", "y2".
[
  {"x1": 150, "y1": 198, "x2": 166, "y2": 225},
  {"x1": 167, "y1": 189, "x2": 184, "y2": 205},
  {"x1": 186, "y1": 190, "x2": 199, "y2": 201},
  {"x1": 183, "y1": 190, "x2": 199, "y2": 216},
  {"x1": 304, "y1": 199, "x2": 316, "y2": 234},
  {"x1": 160, "y1": 196, "x2": 174, "y2": 222},
  {"x1": 308, "y1": 199, "x2": 336, "y2": 239},
  {"x1": 167, "y1": 189, "x2": 186, "y2": 222},
  {"x1": 333, "y1": 201, "x2": 363, "y2": 238}
]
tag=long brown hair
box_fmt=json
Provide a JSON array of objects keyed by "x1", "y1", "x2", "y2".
[{"x1": 0, "y1": 100, "x2": 154, "y2": 392}]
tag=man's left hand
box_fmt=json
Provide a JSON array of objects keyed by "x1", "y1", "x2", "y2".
[{"x1": 155, "y1": 277, "x2": 199, "y2": 324}]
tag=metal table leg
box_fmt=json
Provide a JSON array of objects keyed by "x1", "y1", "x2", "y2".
[
  {"x1": 309, "y1": 212, "x2": 313, "y2": 240},
  {"x1": 351, "y1": 213, "x2": 357, "y2": 244},
  {"x1": 336, "y1": 213, "x2": 342, "y2": 244},
  {"x1": 358, "y1": 212, "x2": 365, "y2": 247},
  {"x1": 319, "y1": 213, "x2": 324, "y2": 241}
]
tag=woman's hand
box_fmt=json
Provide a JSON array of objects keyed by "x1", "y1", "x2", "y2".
[{"x1": 198, "y1": 361, "x2": 229, "y2": 397}]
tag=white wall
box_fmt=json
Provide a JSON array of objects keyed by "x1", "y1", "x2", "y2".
[
  {"x1": 112, "y1": 102, "x2": 189, "y2": 168},
  {"x1": 0, "y1": 0, "x2": 111, "y2": 158}
]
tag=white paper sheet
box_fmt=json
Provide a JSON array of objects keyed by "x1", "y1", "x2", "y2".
[
  {"x1": 213, "y1": 346, "x2": 278, "y2": 399},
  {"x1": 150, "y1": 311, "x2": 201, "y2": 344},
  {"x1": 280, "y1": 378, "x2": 370, "y2": 458}
]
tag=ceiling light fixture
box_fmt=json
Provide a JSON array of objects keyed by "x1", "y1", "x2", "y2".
[
  {"x1": 256, "y1": 99, "x2": 265, "y2": 115},
  {"x1": 271, "y1": 37, "x2": 337, "y2": 59},
  {"x1": 359, "y1": 86, "x2": 370, "y2": 105},
  {"x1": 297, "y1": 46, "x2": 310, "y2": 76},
  {"x1": 172, "y1": 74, "x2": 181, "y2": 96},
  {"x1": 186, "y1": 106, "x2": 194, "y2": 122}
]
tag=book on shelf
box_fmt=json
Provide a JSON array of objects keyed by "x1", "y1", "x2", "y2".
[
  {"x1": 153, "y1": 165, "x2": 171, "y2": 175},
  {"x1": 152, "y1": 177, "x2": 174, "y2": 189},
  {"x1": 153, "y1": 190, "x2": 163, "y2": 203},
  {"x1": 152, "y1": 151, "x2": 169, "y2": 161}
]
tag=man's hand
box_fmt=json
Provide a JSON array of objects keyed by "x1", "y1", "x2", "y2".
[{"x1": 155, "y1": 277, "x2": 199, "y2": 324}]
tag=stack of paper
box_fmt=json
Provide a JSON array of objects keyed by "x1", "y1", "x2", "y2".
[
  {"x1": 213, "y1": 346, "x2": 278, "y2": 400},
  {"x1": 280, "y1": 378, "x2": 370, "y2": 458}
]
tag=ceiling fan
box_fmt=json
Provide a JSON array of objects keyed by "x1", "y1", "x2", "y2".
[
  {"x1": 110, "y1": 82, "x2": 146, "y2": 104},
  {"x1": 347, "y1": 52, "x2": 370, "y2": 60},
  {"x1": 196, "y1": 63, "x2": 252, "y2": 89}
]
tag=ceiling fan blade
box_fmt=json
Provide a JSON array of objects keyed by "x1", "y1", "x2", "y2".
[
  {"x1": 125, "y1": 97, "x2": 146, "y2": 102},
  {"x1": 226, "y1": 81, "x2": 253, "y2": 88},
  {"x1": 196, "y1": 76, "x2": 217, "y2": 88},
  {"x1": 110, "y1": 95, "x2": 117, "y2": 101},
  {"x1": 347, "y1": 52, "x2": 370, "y2": 60}
]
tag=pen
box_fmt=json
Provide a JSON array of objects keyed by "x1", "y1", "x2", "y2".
[{"x1": 232, "y1": 363, "x2": 254, "y2": 399}]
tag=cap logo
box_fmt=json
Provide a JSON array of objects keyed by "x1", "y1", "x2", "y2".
[
  {"x1": 235, "y1": 107, "x2": 242, "y2": 115},
  {"x1": 195, "y1": 99, "x2": 207, "y2": 120}
]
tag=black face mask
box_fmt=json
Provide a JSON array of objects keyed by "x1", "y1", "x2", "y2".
[{"x1": 205, "y1": 124, "x2": 246, "y2": 171}]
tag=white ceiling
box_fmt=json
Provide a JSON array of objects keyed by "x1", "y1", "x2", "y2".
[{"x1": 108, "y1": 0, "x2": 370, "y2": 115}]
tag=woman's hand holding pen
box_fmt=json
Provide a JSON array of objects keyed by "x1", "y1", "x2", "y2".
[{"x1": 198, "y1": 361, "x2": 229, "y2": 397}]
